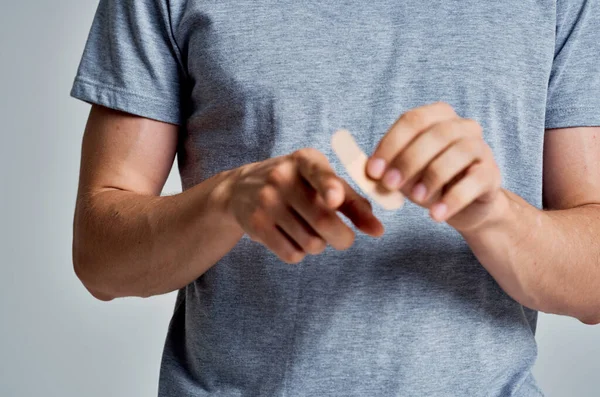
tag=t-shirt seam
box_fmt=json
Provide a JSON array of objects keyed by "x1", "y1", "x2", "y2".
[
  {"x1": 163, "y1": 0, "x2": 188, "y2": 80},
  {"x1": 546, "y1": 106, "x2": 599, "y2": 114},
  {"x1": 73, "y1": 77, "x2": 179, "y2": 106}
]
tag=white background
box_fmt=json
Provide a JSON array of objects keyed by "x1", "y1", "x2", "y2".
[{"x1": 1, "y1": 1, "x2": 598, "y2": 396}]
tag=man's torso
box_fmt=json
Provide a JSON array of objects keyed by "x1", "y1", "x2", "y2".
[{"x1": 160, "y1": 1, "x2": 554, "y2": 395}]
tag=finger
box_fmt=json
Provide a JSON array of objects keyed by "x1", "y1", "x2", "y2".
[
  {"x1": 271, "y1": 226, "x2": 307, "y2": 264},
  {"x1": 286, "y1": 178, "x2": 356, "y2": 251},
  {"x1": 247, "y1": 208, "x2": 306, "y2": 264},
  {"x1": 275, "y1": 206, "x2": 327, "y2": 255},
  {"x1": 429, "y1": 162, "x2": 495, "y2": 222},
  {"x1": 259, "y1": 178, "x2": 327, "y2": 255},
  {"x1": 422, "y1": 168, "x2": 468, "y2": 208},
  {"x1": 383, "y1": 118, "x2": 482, "y2": 191},
  {"x1": 337, "y1": 179, "x2": 385, "y2": 237},
  {"x1": 366, "y1": 102, "x2": 458, "y2": 180},
  {"x1": 411, "y1": 137, "x2": 484, "y2": 205},
  {"x1": 292, "y1": 147, "x2": 345, "y2": 208}
]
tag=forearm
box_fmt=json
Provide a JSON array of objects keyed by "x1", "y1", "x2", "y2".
[
  {"x1": 73, "y1": 169, "x2": 244, "y2": 300},
  {"x1": 460, "y1": 189, "x2": 600, "y2": 324}
]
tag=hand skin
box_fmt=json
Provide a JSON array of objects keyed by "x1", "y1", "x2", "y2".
[
  {"x1": 221, "y1": 147, "x2": 384, "y2": 263},
  {"x1": 73, "y1": 105, "x2": 382, "y2": 301},
  {"x1": 366, "y1": 102, "x2": 600, "y2": 325}
]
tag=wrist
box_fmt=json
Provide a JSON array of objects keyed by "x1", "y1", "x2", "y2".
[
  {"x1": 207, "y1": 167, "x2": 244, "y2": 232},
  {"x1": 459, "y1": 188, "x2": 512, "y2": 237}
]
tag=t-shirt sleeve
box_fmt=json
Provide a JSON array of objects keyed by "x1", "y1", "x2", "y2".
[
  {"x1": 70, "y1": 0, "x2": 185, "y2": 125},
  {"x1": 545, "y1": 0, "x2": 600, "y2": 129}
]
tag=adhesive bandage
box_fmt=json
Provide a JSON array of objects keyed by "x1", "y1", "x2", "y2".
[{"x1": 331, "y1": 129, "x2": 405, "y2": 211}]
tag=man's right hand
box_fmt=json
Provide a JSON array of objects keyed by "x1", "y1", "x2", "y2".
[
  {"x1": 219, "y1": 148, "x2": 385, "y2": 264},
  {"x1": 74, "y1": 106, "x2": 382, "y2": 299}
]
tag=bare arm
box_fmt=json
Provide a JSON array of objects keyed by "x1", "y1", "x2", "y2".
[
  {"x1": 73, "y1": 105, "x2": 382, "y2": 301},
  {"x1": 72, "y1": 105, "x2": 244, "y2": 301},
  {"x1": 460, "y1": 127, "x2": 600, "y2": 324},
  {"x1": 363, "y1": 102, "x2": 600, "y2": 324}
]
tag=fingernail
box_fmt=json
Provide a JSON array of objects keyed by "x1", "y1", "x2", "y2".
[
  {"x1": 367, "y1": 158, "x2": 386, "y2": 179},
  {"x1": 412, "y1": 183, "x2": 427, "y2": 202},
  {"x1": 431, "y1": 203, "x2": 448, "y2": 221},
  {"x1": 382, "y1": 168, "x2": 403, "y2": 190}
]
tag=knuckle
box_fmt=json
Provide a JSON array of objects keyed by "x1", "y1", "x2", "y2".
[
  {"x1": 248, "y1": 210, "x2": 267, "y2": 233},
  {"x1": 400, "y1": 109, "x2": 425, "y2": 128},
  {"x1": 258, "y1": 186, "x2": 278, "y2": 208},
  {"x1": 432, "y1": 101, "x2": 457, "y2": 116},
  {"x1": 431, "y1": 122, "x2": 454, "y2": 143},
  {"x1": 461, "y1": 138, "x2": 482, "y2": 156},
  {"x1": 291, "y1": 150, "x2": 308, "y2": 169},
  {"x1": 464, "y1": 118, "x2": 483, "y2": 136},
  {"x1": 282, "y1": 250, "x2": 304, "y2": 264},
  {"x1": 435, "y1": 119, "x2": 464, "y2": 141},
  {"x1": 292, "y1": 148, "x2": 307, "y2": 160},
  {"x1": 304, "y1": 237, "x2": 326, "y2": 254},
  {"x1": 293, "y1": 147, "x2": 317, "y2": 162},
  {"x1": 267, "y1": 167, "x2": 284, "y2": 185},
  {"x1": 268, "y1": 163, "x2": 292, "y2": 185}
]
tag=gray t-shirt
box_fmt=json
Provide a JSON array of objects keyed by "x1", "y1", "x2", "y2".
[{"x1": 71, "y1": 1, "x2": 600, "y2": 396}]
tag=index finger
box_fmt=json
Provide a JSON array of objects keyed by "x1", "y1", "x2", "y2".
[
  {"x1": 366, "y1": 101, "x2": 458, "y2": 179},
  {"x1": 292, "y1": 147, "x2": 346, "y2": 208},
  {"x1": 293, "y1": 146, "x2": 384, "y2": 237},
  {"x1": 337, "y1": 178, "x2": 385, "y2": 237}
]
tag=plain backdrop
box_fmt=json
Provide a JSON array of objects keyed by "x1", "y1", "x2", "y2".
[{"x1": 1, "y1": 1, "x2": 598, "y2": 396}]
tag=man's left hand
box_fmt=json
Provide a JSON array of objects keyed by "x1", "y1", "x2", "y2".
[{"x1": 366, "y1": 101, "x2": 504, "y2": 232}]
